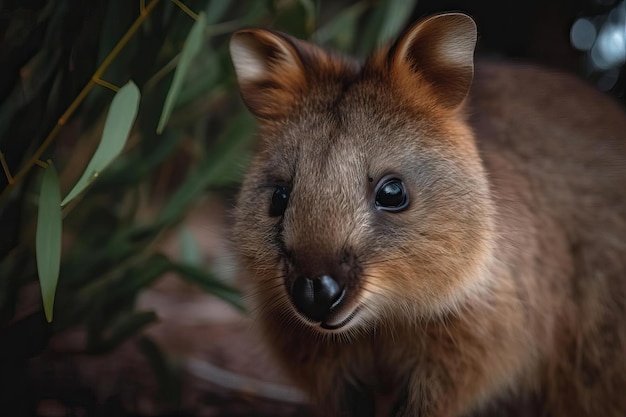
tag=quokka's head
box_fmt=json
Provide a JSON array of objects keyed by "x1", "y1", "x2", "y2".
[{"x1": 230, "y1": 13, "x2": 495, "y2": 336}]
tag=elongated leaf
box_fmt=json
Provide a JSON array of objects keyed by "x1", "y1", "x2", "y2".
[
  {"x1": 137, "y1": 336, "x2": 181, "y2": 408},
  {"x1": 179, "y1": 227, "x2": 202, "y2": 266},
  {"x1": 273, "y1": 0, "x2": 316, "y2": 37},
  {"x1": 205, "y1": 1, "x2": 230, "y2": 25},
  {"x1": 157, "y1": 13, "x2": 206, "y2": 134},
  {"x1": 312, "y1": 1, "x2": 369, "y2": 51},
  {"x1": 91, "y1": 311, "x2": 158, "y2": 353},
  {"x1": 157, "y1": 112, "x2": 255, "y2": 225},
  {"x1": 376, "y1": 0, "x2": 418, "y2": 45},
  {"x1": 171, "y1": 262, "x2": 244, "y2": 311},
  {"x1": 104, "y1": 253, "x2": 171, "y2": 301},
  {"x1": 173, "y1": 49, "x2": 221, "y2": 109},
  {"x1": 36, "y1": 161, "x2": 62, "y2": 322},
  {"x1": 61, "y1": 81, "x2": 140, "y2": 206}
]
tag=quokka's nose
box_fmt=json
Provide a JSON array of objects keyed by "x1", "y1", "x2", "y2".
[{"x1": 291, "y1": 274, "x2": 344, "y2": 322}]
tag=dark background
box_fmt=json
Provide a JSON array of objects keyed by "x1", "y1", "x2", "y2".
[{"x1": 0, "y1": 1, "x2": 624, "y2": 416}]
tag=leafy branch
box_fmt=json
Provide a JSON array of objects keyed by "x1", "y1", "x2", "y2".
[
  {"x1": 4, "y1": 0, "x2": 206, "y2": 322},
  {"x1": 0, "y1": 0, "x2": 160, "y2": 203}
]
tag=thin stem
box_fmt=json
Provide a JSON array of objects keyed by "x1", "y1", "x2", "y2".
[
  {"x1": 144, "y1": 53, "x2": 180, "y2": 91},
  {"x1": 170, "y1": 0, "x2": 198, "y2": 20},
  {"x1": 92, "y1": 77, "x2": 120, "y2": 92},
  {"x1": 0, "y1": 153, "x2": 13, "y2": 184},
  {"x1": 205, "y1": 18, "x2": 247, "y2": 36}
]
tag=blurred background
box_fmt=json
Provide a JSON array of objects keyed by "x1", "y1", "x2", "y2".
[{"x1": 0, "y1": 1, "x2": 624, "y2": 416}]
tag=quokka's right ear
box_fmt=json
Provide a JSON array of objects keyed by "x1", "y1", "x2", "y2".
[
  {"x1": 388, "y1": 13, "x2": 477, "y2": 110},
  {"x1": 230, "y1": 29, "x2": 309, "y2": 119}
]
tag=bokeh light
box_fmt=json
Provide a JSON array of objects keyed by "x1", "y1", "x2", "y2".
[{"x1": 571, "y1": 1, "x2": 626, "y2": 90}]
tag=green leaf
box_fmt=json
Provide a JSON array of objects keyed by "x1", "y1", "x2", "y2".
[
  {"x1": 205, "y1": 1, "x2": 231, "y2": 25},
  {"x1": 171, "y1": 262, "x2": 244, "y2": 312},
  {"x1": 137, "y1": 336, "x2": 181, "y2": 408},
  {"x1": 312, "y1": 1, "x2": 369, "y2": 51},
  {"x1": 61, "y1": 81, "x2": 140, "y2": 206},
  {"x1": 273, "y1": 0, "x2": 316, "y2": 38},
  {"x1": 376, "y1": 0, "x2": 418, "y2": 46},
  {"x1": 156, "y1": 12, "x2": 206, "y2": 134},
  {"x1": 179, "y1": 227, "x2": 202, "y2": 266},
  {"x1": 104, "y1": 253, "x2": 171, "y2": 302},
  {"x1": 36, "y1": 161, "x2": 62, "y2": 322},
  {"x1": 173, "y1": 50, "x2": 221, "y2": 109},
  {"x1": 93, "y1": 131, "x2": 181, "y2": 189},
  {"x1": 157, "y1": 112, "x2": 255, "y2": 226},
  {"x1": 91, "y1": 311, "x2": 158, "y2": 353}
]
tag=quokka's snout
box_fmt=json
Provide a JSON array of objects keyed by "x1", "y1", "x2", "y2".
[{"x1": 282, "y1": 247, "x2": 366, "y2": 330}]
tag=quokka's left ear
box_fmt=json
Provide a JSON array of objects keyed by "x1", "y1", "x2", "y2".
[
  {"x1": 388, "y1": 13, "x2": 477, "y2": 110},
  {"x1": 230, "y1": 29, "x2": 332, "y2": 120}
]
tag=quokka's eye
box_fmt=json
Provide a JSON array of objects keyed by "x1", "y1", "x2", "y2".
[
  {"x1": 269, "y1": 186, "x2": 290, "y2": 217},
  {"x1": 375, "y1": 177, "x2": 409, "y2": 212}
]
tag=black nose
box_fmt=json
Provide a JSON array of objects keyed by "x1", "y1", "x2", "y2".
[{"x1": 291, "y1": 274, "x2": 344, "y2": 322}]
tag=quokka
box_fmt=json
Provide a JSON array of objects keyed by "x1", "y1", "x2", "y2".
[{"x1": 229, "y1": 13, "x2": 626, "y2": 417}]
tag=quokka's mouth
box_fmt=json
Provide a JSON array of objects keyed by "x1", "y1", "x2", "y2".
[{"x1": 320, "y1": 306, "x2": 361, "y2": 330}]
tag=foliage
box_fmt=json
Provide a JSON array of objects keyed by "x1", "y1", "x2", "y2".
[
  {"x1": 0, "y1": 0, "x2": 418, "y2": 411},
  {"x1": 36, "y1": 161, "x2": 61, "y2": 322}
]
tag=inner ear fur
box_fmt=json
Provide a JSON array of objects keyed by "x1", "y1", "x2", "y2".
[{"x1": 388, "y1": 13, "x2": 478, "y2": 110}]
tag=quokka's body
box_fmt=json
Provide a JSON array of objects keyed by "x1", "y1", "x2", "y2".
[{"x1": 229, "y1": 13, "x2": 626, "y2": 417}]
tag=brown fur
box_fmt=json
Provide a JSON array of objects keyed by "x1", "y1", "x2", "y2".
[{"x1": 230, "y1": 13, "x2": 626, "y2": 417}]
